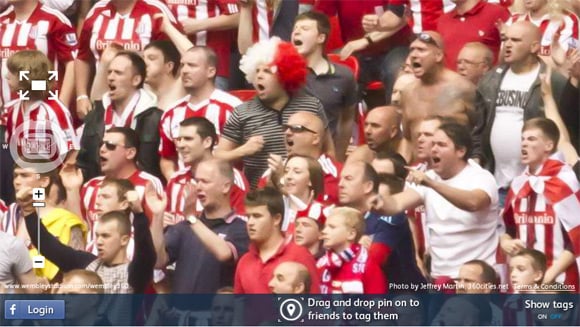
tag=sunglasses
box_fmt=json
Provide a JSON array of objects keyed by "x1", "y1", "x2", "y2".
[
  {"x1": 456, "y1": 59, "x2": 485, "y2": 66},
  {"x1": 282, "y1": 124, "x2": 317, "y2": 134},
  {"x1": 100, "y1": 140, "x2": 128, "y2": 151},
  {"x1": 417, "y1": 33, "x2": 441, "y2": 48}
]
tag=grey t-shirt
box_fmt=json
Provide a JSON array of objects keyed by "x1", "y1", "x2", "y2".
[{"x1": 0, "y1": 231, "x2": 32, "y2": 286}]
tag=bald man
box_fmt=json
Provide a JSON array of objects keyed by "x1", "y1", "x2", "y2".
[
  {"x1": 260, "y1": 111, "x2": 342, "y2": 203},
  {"x1": 457, "y1": 42, "x2": 493, "y2": 85},
  {"x1": 401, "y1": 32, "x2": 476, "y2": 143},
  {"x1": 268, "y1": 261, "x2": 311, "y2": 294},
  {"x1": 391, "y1": 73, "x2": 416, "y2": 106},
  {"x1": 347, "y1": 106, "x2": 410, "y2": 164},
  {"x1": 472, "y1": 21, "x2": 566, "y2": 204}
]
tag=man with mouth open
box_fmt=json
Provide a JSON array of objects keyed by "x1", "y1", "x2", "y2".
[
  {"x1": 501, "y1": 118, "x2": 580, "y2": 291},
  {"x1": 216, "y1": 37, "x2": 330, "y2": 189},
  {"x1": 291, "y1": 11, "x2": 358, "y2": 162},
  {"x1": 401, "y1": 31, "x2": 476, "y2": 146},
  {"x1": 472, "y1": 21, "x2": 567, "y2": 207},
  {"x1": 369, "y1": 122, "x2": 500, "y2": 280},
  {"x1": 76, "y1": 128, "x2": 163, "y2": 256},
  {"x1": 77, "y1": 51, "x2": 163, "y2": 182}
]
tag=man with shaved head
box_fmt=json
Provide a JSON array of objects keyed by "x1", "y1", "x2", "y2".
[
  {"x1": 347, "y1": 106, "x2": 410, "y2": 164},
  {"x1": 268, "y1": 261, "x2": 311, "y2": 294},
  {"x1": 472, "y1": 21, "x2": 567, "y2": 206},
  {"x1": 258, "y1": 111, "x2": 342, "y2": 204},
  {"x1": 401, "y1": 31, "x2": 476, "y2": 148}
]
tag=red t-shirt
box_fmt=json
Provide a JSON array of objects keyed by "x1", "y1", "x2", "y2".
[
  {"x1": 315, "y1": 0, "x2": 411, "y2": 56},
  {"x1": 234, "y1": 237, "x2": 321, "y2": 293},
  {"x1": 437, "y1": 1, "x2": 510, "y2": 69}
]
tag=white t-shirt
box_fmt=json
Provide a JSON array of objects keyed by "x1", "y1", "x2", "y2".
[
  {"x1": 0, "y1": 231, "x2": 32, "y2": 286},
  {"x1": 490, "y1": 65, "x2": 540, "y2": 187},
  {"x1": 410, "y1": 160, "x2": 500, "y2": 278}
]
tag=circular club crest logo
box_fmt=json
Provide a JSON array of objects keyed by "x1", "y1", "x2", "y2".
[{"x1": 9, "y1": 120, "x2": 69, "y2": 173}]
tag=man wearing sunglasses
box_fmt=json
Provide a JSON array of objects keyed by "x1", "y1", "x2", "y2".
[
  {"x1": 78, "y1": 127, "x2": 163, "y2": 254},
  {"x1": 77, "y1": 51, "x2": 163, "y2": 182},
  {"x1": 258, "y1": 111, "x2": 341, "y2": 204},
  {"x1": 338, "y1": 160, "x2": 426, "y2": 290},
  {"x1": 401, "y1": 31, "x2": 476, "y2": 147}
]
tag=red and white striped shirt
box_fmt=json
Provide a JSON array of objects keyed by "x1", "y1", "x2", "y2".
[
  {"x1": 252, "y1": 0, "x2": 274, "y2": 42},
  {"x1": 507, "y1": 11, "x2": 580, "y2": 56},
  {"x1": 0, "y1": 203, "x2": 20, "y2": 236},
  {"x1": 503, "y1": 158, "x2": 580, "y2": 289},
  {"x1": 78, "y1": 0, "x2": 177, "y2": 64},
  {"x1": 0, "y1": 3, "x2": 77, "y2": 105},
  {"x1": 390, "y1": 0, "x2": 455, "y2": 33},
  {"x1": 158, "y1": 89, "x2": 241, "y2": 158},
  {"x1": 257, "y1": 154, "x2": 342, "y2": 205},
  {"x1": 80, "y1": 170, "x2": 163, "y2": 254},
  {"x1": 162, "y1": 0, "x2": 238, "y2": 77},
  {"x1": 3, "y1": 99, "x2": 79, "y2": 160},
  {"x1": 165, "y1": 166, "x2": 249, "y2": 225},
  {"x1": 282, "y1": 197, "x2": 332, "y2": 236},
  {"x1": 0, "y1": 199, "x2": 6, "y2": 218}
]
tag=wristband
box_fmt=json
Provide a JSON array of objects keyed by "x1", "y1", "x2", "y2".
[
  {"x1": 365, "y1": 35, "x2": 374, "y2": 45},
  {"x1": 76, "y1": 95, "x2": 89, "y2": 101}
]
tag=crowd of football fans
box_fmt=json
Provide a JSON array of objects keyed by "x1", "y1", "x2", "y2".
[{"x1": 0, "y1": 1, "x2": 579, "y2": 318}]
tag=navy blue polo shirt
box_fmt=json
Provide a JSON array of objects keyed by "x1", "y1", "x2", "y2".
[{"x1": 165, "y1": 212, "x2": 249, "y2": 293}]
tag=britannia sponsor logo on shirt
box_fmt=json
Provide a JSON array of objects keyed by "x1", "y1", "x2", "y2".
[
  {"x1": 166, "y1": 0, "x2": 198, "y2": 4},
  {"x1": 0, "y1": 48, "x2": 18, "y2": 59},
  {"x1": 514, "y1": 212, "x2": 555, "y2": 225},
  {"x1": 95, "y1": 39, "x2": 142, "y2": 51}
]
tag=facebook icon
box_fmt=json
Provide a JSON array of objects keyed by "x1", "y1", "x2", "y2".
[
  {"x1": 5, "y1": 302, "x2": 17, "y2": 319},
  {"x1": 4, "y1": 300, "x2": 64, "y2": 320}
]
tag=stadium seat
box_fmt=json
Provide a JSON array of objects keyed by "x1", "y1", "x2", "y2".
[{"x1": 229, "y1": 89, "x2": 257, "y2": 101}]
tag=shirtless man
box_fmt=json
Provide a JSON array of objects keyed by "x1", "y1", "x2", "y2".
[
  {"x1": 401, "y1": 32, "x2": 476, "y2": 142},
  {"x1": 347, "y1": 106, "x2": 411, "y2": 164}
]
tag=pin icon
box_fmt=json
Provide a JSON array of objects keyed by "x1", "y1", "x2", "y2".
[
  {"x1": 279, "y1": 298, "x2": 303, "y2": 322},
  {"x1": 287, "y1": 303, "x2": 296, "y2": 316}
]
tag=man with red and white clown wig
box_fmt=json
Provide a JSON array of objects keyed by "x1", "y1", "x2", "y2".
[{"x1": 216, "y1": 37, "x2": 332, "y2": 189}]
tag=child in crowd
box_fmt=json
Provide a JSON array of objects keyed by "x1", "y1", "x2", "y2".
[
  {"x1": 317, "y1": 207, "x2": 385, "y2": 294},
  {"x1": 509, "y1": 248, "x2": 547, "y2": 293}
]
